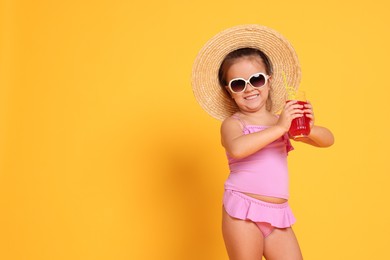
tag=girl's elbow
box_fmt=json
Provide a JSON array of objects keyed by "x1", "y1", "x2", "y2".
[
  {"x1": 227, "y1": 148, "x2": 247, "y2": 159},
  {"x1": 321, "y1": 135, "x2": 335, "y2": 147},
  {"x1": 327, "y1": 137, "x2": 335, "y2": 147},
  {"x1": 327, "y1": 133, "x2": 335, "y2": 146}
]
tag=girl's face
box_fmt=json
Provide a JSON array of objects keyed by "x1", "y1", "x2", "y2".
[{"x1": 224, "y1": 56, "x2": 271, "y2": 114}]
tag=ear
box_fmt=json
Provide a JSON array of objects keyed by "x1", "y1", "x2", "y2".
[
  {"x1": 268, "y1": 74, "x2": 273, "y2": 84},
  {"x1": 266, "y1": 75, "x2": 273, "y2": 90}
]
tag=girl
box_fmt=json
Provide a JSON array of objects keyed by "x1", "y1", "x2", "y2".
[{"x1": 192, "y1": 25, "x2": 334, "y2": 259}]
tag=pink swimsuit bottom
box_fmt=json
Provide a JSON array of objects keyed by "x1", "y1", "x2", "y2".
[{"x1": 223, "y1": 189, "x2": 296, "y2": 237}]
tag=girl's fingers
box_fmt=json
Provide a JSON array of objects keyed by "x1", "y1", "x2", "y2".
[
  {"x1": 285, "y1": 100, "x2": 303, "y2": 109},
  {"x1": 304, "y1": 102, "x2": 313, "y2": 110},
  {"x1": 285, "y1": 103, "x2": 304, "y2": 112},
  {"x1": 292, "y1": 114, "x2": 304, "y2": 119},
  {"x1": 305, "y1": 114, "x2": 314, "y2": 119},
  {"x1": 291, "y1": 107, "x2": 304, "y2": 114},
  {"x1": 286, "y1": 100, "x2": 298, "y2": 106}
]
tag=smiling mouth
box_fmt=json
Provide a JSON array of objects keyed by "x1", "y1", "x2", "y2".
[{"x1": 244, "y1": 94, "x2": 259, "y2": 100}]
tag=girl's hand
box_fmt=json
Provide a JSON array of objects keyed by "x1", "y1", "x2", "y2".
[
  {"x1": 295, "y1": 102, "x2": 334, "y2": 147},
  {"x1": 277, "y1": 100, "x2": 305, "y2": 132},
  {"x1": 304, "y1": 101, "x2": 315, "y2": 129}
]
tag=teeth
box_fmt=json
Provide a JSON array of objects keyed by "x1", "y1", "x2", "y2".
[{"x1": 245, "y1": 94, "x2": 259, "y2": 100}]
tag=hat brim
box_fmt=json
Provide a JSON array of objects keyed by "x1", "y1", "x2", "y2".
[{"x1": 191, "y1": 24, "x2": 301, "y2": 121}]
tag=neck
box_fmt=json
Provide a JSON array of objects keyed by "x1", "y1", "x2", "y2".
[{"x1": 238, "y1": 106, "x2": 270, "y2": 119}]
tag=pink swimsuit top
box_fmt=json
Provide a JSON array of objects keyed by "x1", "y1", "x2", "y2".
[{"x1": 224, "y1": 115, "x2": 294, "y2": 199}]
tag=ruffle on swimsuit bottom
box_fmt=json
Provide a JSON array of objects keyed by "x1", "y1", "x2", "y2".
[{"x1": 223, "y1": 189, "x2": 296, "y2": 228}]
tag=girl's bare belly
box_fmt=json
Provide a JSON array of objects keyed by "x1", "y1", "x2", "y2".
[{"x1": 243, "y1": 192, "x2": 288, "y2": 204}]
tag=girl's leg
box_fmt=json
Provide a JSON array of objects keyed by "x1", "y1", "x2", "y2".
[
  {"x1": 263, "y1": 227, "x2": 303, "y2": 260},
  {"x1": 222, "y1": 207, "x2": 264, "y2": 260}
]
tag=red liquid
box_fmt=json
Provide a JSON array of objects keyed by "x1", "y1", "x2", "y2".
[{"x1": 288, "y1": 100, "x2": 311, "y2": 138}]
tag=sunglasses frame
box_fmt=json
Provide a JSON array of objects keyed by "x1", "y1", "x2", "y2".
[{"x1": 227, "y1": 72, "x2": 270, "y2": 93}]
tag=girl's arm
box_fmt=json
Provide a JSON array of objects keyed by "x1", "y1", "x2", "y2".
[
  {"x1": 294, "y1": 125, "x2": 334, "y2": 147},
  {"x1": 221, "y1": 118, "x2": 285, "y2": 159},
  {"x1": 221, "y1": 101, "x2": 303, "y2": 159},
  {"x1": 294, "y1": 102, "x2": 334, "y2": 147}
]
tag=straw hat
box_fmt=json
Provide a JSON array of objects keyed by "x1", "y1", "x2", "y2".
[{"x1": 191, "y1": 24, "x2": 301, "y2": 121}]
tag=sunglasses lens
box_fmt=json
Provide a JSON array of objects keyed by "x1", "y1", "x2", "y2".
[
  {"x1": 250, "y1": 74, "x2": 266, "y2": 87},
  {"x1": 230, "y1": 79, "x2": 246, "y2": 92}
]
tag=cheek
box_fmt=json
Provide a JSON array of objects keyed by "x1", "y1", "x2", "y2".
[{"x1": 262, "y1": 84, "x2": 270, "y2": 94}]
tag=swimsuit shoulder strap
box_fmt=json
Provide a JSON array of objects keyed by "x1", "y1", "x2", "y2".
[{"x1": 231, "y1": 113, "x2": 247, "y2": 131}]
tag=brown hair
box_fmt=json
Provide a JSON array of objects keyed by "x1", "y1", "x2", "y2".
[{"x1": 218, "y1": 48, "x2": 273, "y2": 87}]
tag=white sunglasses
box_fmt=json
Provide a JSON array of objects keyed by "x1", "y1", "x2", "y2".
[{"x1": 228, "y1": 72, "x2": 270, "y2": 93}]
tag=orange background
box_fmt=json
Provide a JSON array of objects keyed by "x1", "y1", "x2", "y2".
[{"x1": 1, "y1": 0, "x2": 390, "y2": 259}]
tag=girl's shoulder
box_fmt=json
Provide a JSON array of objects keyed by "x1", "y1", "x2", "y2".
[
  {"x1": 221, "y1": 113, "x2": 245, "y2": 133},
  {"x1": 222, "y1": 114, "x2": 240, "y2": 127}
]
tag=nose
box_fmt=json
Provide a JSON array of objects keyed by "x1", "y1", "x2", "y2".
[{"x1": 244, "y1": 81, "x2": 256, "y2": 92}]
